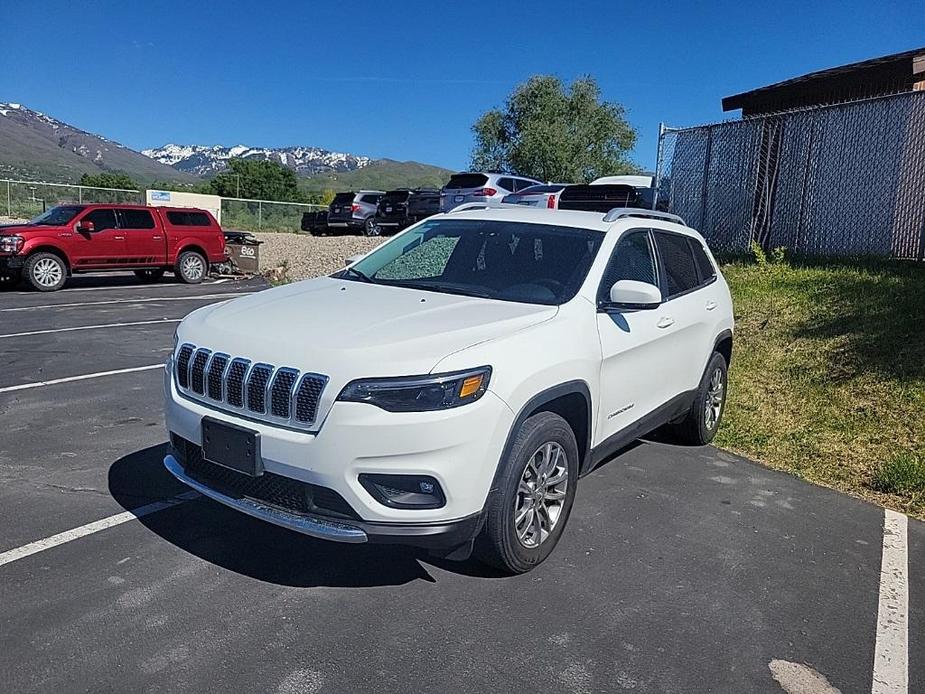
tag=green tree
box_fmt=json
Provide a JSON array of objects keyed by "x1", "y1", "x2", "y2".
[
  {"x1": 209, "y1": 158, "x2": 301, "y2": 202},
  {"x1": 78, "y1": 171, "x2": 138, "y2": 190},
  {"x1": 470, "y1": 75, "x2": 639, "y2": 183}
]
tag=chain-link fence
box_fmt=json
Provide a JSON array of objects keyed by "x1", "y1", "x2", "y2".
[
  {"x1": 1, "y1": 179, "x2": 324, "y2": 233},
  {"x1": 655, "y1": 90, "x2": 925, "y2": 260},
  {"x1": 1, "y1": 179, "x2": 143, "y2": 221}
]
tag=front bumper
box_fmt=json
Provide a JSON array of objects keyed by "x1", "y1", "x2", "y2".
[
  {"x1": 0, "y1": 255, "x2": 25, "y2": 272},
  {"x1": 164, "y1": 362, "x2": 514, "y2": 541}
]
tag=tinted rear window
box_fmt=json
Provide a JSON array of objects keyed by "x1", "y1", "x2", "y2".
[
  {"x1": 383, "y1": 190, "x2": 410, "y2": 203},
  {"x1": 333, "y1": 193, "x2": 355, "y2": 204},
  {"x1": 689, "y1": 239, "x2": 716, "y2": 282},
  {"x1": 444, "y1": 174, "x2": 489, "y2": 190},
  {"x1": 119, "y1": 209, "x2": 155, "y2": 229},
  {"x1": 166, "y1": 211, "x2": 211, "y2": 227}
]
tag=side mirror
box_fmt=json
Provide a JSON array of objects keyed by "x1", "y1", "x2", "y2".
[
  {"x1": 76, "y1": 220, "x2": 95, "y2": 233},
  {"x1": 344, "y1": 254, "x2": 364, "y2": 267},
  {"x1": 604, "y1": 280, "x2": 662, "y2": 310}
]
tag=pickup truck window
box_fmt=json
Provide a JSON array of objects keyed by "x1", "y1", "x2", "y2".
[
  {"x1": 166, "y1": 211, "x2": 211, "y2": 227},
  {"x1": 31, "y1": 205, "x2": 86, "y2": 226},
  {"x1": 81, "y1": 209, "x2": 117, "y2": 232},
  {"x1": 343, "y1": 218, "x2": 604, "y2": 306},
  {"x1": 118, "y1": 209, "x2": 155, "y2": 229}
]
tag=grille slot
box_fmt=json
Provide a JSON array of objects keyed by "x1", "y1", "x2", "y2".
[
  {"x1": 246, "y1": 363, "x2": 274, "y2": 414},
  {"x1": 190, "y1": 348, "x2": 212, "y2": 395},
  {"x1": 206, "y1": 353, "x2": 229, "y2": 400},
  {"x1": 172, "y1": 345, "x2": 326, "y2": 429},
  {"x1": 176, "y1": 344, "x2": 194, "y2": 389},
  {"x1": 270, "y1": 368, "x2": 299, "y2": 418},
  {"x1": 226, "y1": 358, "x2": 251, "y2": 407},
  {"x1": 295, "y1": 374, "x2": 326, "y2": 423}
]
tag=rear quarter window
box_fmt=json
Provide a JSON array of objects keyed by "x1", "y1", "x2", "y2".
[
  {"x1": 444, "y1": 174, "x2": 489, "y2": 190},
  {"x1": 689, "y1": 239, "x2": 716, "y2": 282},
  {"x1": 166, "y1": 211, "x2": 212, "y2": 227}
]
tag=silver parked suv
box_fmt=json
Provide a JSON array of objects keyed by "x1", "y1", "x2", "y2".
[
  {"x1": 327, "y1": 190, "x2": 385, "y2": 236},
  {"x1": 440, "y1": 172, "x2": 541, "y2": 212}
]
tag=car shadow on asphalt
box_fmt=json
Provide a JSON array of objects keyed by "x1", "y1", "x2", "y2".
[{"x1": 107, "y1": 443, "x2": 506, "y2": 587}]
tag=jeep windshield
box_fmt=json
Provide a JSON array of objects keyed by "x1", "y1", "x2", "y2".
[
  {"x1": 30, "y1": 205, "x2": 86, "y2": 226},
  {"x1": 335, "y1": 219, "x2": 603, "y2": 305}
]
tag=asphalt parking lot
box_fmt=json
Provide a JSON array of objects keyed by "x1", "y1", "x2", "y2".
[{"x1": 0, "y1": 273, "x2": 920, "y2": 693}]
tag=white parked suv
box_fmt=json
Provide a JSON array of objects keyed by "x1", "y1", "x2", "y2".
[{"x1": 164, "y1": 205, "x2": 733, "y2": 573}]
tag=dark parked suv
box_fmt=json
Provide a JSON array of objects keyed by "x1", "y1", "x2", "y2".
[
  {"x1": 327, "y1": 191, "x2": 385, "y2": 236},
  {"x1": 375, "y1": 188, "x2": 441, "y2": 233}
]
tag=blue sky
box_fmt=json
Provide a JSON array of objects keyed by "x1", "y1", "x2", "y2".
[{"x1": 2, "y1": 0, "x2": 922, "y2": 172}]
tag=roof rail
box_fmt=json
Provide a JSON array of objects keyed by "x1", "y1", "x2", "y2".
[
  {"x1": 447, "y1": 202, "x2": 524, "y2": 214},
  {"x1": 602, "y1": 207, "x2": 686, "y2": 225}
]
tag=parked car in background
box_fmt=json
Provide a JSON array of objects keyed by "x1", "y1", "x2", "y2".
[
  {"x1": 0, "y1": 204, "x2": 226, "y2": 291},
  {"x1": 300, "y1": 210, "x2": 329, "y2": 236},
  {"x1": 592, "y1": 175, "x2": 656, "y2": 209},
  {"x1": 163, "y1": 205, "x2": 733, "y2": 573},
  {"x1": 557, "y1": 183, "x2": 640, "y2": 213},
  {"x1": 501, "y1": 184, "x2": 568, "y2": 209},
  {"x1": 439, "y1": 172, "x2": 541, "y2": 212},
  {"x1": 327, "y1": 191, "x2": 385, "y2": 236},
  {"x1": 375, "y1": 187, "x2": 441, "y2": 233}
]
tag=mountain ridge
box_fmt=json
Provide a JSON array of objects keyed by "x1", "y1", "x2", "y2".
[{"x1": 143, "y1": 143, "x2": 372, "y2": 177}]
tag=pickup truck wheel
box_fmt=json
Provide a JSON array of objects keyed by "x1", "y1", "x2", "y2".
[
  {"x1": 0, "y1": 272, "x2": 20, "y2": 290},
  {"x1": 134, "y1": 269, "x2": 165, "y2": 283},
  {"x1": 475, "y1": 411, "x2": 579, "y2": 574},
  {"x1": 670, "y1": 351, "x2": 728, "y2": 445},
  {"x1": 24, "y1": 253, "x2": 67, "y2": 292},
  {"x1": 175, "y1": 251, "x2": 206, "y2": 284},
  {"x1": 363, "y1": 217, "x2": 381, "y2": 237}
]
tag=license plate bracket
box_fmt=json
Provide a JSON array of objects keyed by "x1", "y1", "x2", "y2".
[{"x1": 202, "y1": 417, "x2": 262, "y2": 477}]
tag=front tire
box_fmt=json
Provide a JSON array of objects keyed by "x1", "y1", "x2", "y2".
[
  {"x1": 24, "y1": 252, "x2": 67, "y2": 292},
  {"x1": 134, "y1": 268, "x2": 165, "y2": 283},
  {"x1": 670, "y1": 351, "x2": 728, "y2": 445},
  {"x1": 175, "y1": 251, "x2": 206, "y2": 284},
  {"x1": 475, "y1": 412, "x2": 579, "y2": 574}
]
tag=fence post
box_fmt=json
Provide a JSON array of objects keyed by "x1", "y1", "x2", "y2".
[
  {"x1": 653, "y1": 122, "x2": 667, "y2": 210},
  {"x1": 699, "y1": 126, "x2": 713, "y2": 232},
  {"x1": 5, "y1": 180, "x2": 10, "y2": 218},
  {"x1": 258, "y1": 201, "x2": 262, "y2": 231},
  {"x1": 78, "y1": 185, "x2": 83, "y2": 204}
]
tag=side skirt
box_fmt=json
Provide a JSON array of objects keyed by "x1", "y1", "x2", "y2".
[{"x1": 584, "y1": 390, "x2": 696, "y2": 475}]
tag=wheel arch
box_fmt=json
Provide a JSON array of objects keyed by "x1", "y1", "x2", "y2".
[
  {"x1": 489, "y1": 381, "x2": 593, "y2": 503},
  {"x1": 713, "y1": 329, "x2": 733, "y2": 367},
  {"x1": 25, "y1": 245, "x2": 71, "y2": 274},
  {"x1": 176, "y1": 244, "x2": 208, "y2": 263}
]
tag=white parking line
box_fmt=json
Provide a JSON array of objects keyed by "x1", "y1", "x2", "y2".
[
  {"x1": 0, "y1": 492, "x2": 199, "y2": 568},
  {"x1": 0, "y1": 291, "x2": 252, "y2": 313},
  {"x1": 7, "y1": 278, "x2": 233, "y2": 295},
  {"x1": 0, "y1": 364, "x2": 163, "y2": 393},
  {"x1": 0, "y1": 318, "x2": 181, "y2": 339},
  {"x1": 872, "y1": 509, "x2": 908, "y2": 694}
]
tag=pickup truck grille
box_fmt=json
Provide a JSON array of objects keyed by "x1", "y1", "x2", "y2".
[{"x1": 174, "y1": 343, "x2": 328, "y2": 429}]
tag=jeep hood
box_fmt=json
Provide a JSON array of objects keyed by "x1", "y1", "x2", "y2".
[{"x1": 178, "y1": 277, "x2": 557, "y2": 379}]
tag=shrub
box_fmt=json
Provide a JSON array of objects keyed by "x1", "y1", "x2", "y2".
[{"x1": 871, "y1": 453, "x2": 925, "y2": 498}]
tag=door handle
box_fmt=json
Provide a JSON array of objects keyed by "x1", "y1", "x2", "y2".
[
  {"x1": 152, "y1": 235, "x2": 163, "y2": 240},
  {"x1": 657, "y1": 316, "x2": 675, "y2": 329},
  {"x1": 114, "y1": 235, "x2": 125, "y2": 240},
  {"x1": 705, "y1": 300, "x2": 717, "y2": 311}
]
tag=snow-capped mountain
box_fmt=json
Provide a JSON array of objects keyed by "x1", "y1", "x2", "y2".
[
  {"x1": 142, "y1": 143, "x2": 372, "y2": 177},
  {"x1": 0, "y1": 102, "x2": 194, "y2": 183}
]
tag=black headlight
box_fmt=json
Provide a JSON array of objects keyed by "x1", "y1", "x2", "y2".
[{"x1": 337, "y1": 366, "x2": 491, "y2": 412}]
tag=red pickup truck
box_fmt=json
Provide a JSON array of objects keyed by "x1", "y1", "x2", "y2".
[{"x1": 0, "y1": 204, "x2": 226, "y2": 292}]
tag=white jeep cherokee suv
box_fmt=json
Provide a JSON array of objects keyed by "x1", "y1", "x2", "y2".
[{"x1": 164, "y1": 206, "x2": 733, "y2": 573}]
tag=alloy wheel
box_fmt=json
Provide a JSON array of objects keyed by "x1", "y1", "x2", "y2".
[
  {"x1": 182, "y1": 255, "x2": 204, "y2": 281},
  {"x1": 513, "y1": 441, "x2": 569, "y2": 548},
  {"x1": 704, "y1": 367, "x2": 725, "y2": 430},
  {"x1": 33, "y1": 258, "x2": 63, "y2": 288}
]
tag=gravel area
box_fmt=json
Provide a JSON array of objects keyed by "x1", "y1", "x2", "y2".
[
  {"x1": 254, "y1": 232, "x2": 384, "y2": 281},
  {"x1": 0, "y1": 216, "x2": 28, "y2": 224}
]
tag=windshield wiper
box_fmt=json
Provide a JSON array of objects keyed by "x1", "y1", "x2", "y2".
[
  {"x1": 386, "y1": 281, "x2": 494, "y2": 299},
  {"x1": 339, "y1": 266, "x2": 375, "y2": 283}
]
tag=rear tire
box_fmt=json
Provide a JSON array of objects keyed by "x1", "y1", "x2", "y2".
[
  {"x1": 670, "y1": 351, "x2": 728, "y2": 445},
  {"x1": 175, "y1": 251, "x2": 207, "y2": 284},
  {"x1": 475, "y1": 412, "x2": 579, "y2": 574},
  {"x1": 363, "y1": 217, "x2": 381, "y2": 237},
  {"x1": 24, "y1": 252, "x2": 67, "y2": 292},
  {"x1": 134, "y1": 268, "x2": 165, "y2": 283}
]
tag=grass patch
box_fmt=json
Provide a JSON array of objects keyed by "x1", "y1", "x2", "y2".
[
  {"x1": 716, "y1": 255, "x2": 925, "y2": 517},
  {"x1": 872, "y1": 453, "x2": 925, "y2": 500}
]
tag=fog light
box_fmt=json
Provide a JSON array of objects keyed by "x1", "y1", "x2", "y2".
[{"x1": 359, "y1": 474, "x2": 446, "y2": 509}]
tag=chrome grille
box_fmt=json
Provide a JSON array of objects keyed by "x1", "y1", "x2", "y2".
[{"x1": 173, "y1": 344, "x2": 328, "y2": 430}]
